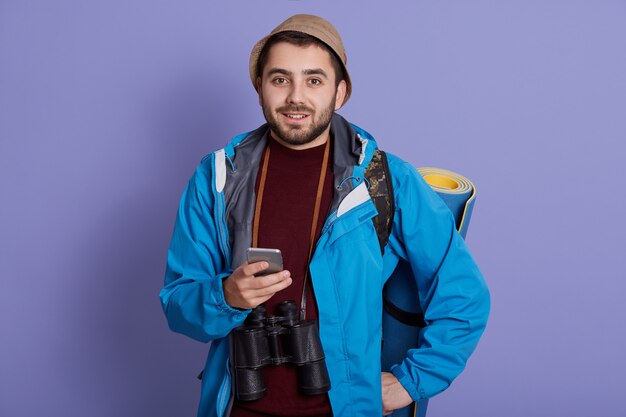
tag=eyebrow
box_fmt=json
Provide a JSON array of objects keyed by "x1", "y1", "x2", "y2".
[{"x1": 266, "y1": 68, "x2": 329, "y2": 79}]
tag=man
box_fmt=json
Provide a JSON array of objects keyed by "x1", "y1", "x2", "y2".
[{"x1": 160, "y1": 14, "x2": 490, "y2": 417}]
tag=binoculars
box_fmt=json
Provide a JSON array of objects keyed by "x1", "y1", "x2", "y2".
[{"x1": 231, "y1": 301, "x2": 331, "y2": 401}]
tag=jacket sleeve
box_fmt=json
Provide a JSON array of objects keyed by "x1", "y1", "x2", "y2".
[
  {"x1": 159, "y1": 155, "x2": 250, "y2": 343},
  {"x1": 385, "y1": 154, "x2": 490, "y2": 401}
]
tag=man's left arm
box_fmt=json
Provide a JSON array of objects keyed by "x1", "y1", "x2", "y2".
[{"x1": 383, "y1": 154, "x2": 491, "y2": 405}]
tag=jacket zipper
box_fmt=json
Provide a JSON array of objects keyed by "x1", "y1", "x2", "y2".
[
  {"x1": 214, "y1": 153, "x2": 231, "y2": 266},
  {"x1": 214, "y1": 153, "x2": 234, "y2": 417},
  {"x1": 216, "y1": 194, "x2": 231, "y2": 263},
  {"x1": 216, "y1": 358, "x2": 231, "y2": 416}
]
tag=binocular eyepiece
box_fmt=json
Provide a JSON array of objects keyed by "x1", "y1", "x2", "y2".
[{"x1": 232, "y1": 301, "x2": 331, "y2": 401}]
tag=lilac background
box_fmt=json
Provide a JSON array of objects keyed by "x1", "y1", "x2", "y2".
[{"x1": 1, "y1": 1, "x2": 625, "y2": 416}]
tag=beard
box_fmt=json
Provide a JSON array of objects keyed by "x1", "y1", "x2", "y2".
[{"x1": 261, "y1": 97, "x2": 336, "y2": 146}]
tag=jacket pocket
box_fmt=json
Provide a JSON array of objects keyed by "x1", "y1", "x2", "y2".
[{"x1": 327, "y1": 199, "x2": 378, "y2": 247}]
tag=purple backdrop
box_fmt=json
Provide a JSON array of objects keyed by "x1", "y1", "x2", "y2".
[{"x1": 1, "y1": 1, "x2": 625, "y2": 416}]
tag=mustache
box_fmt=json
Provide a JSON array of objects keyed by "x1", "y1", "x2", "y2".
[{"x1": 277, "y1": 105, "x2": 314, "y2": 114}]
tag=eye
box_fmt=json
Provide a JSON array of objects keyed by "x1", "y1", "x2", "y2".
[
  {"x1": 308, "y1": 78, "x2": 322, "y2": 86},
  {"x1": 272, "y1": 77, "x2": 288, "y2": 85}
]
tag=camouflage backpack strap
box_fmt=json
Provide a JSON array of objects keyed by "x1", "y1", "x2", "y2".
[{"x1": 364, "y1": 149, "x2": 395, "y2": 254}]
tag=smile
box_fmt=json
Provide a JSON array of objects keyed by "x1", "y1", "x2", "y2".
[{"x1": 282, "y1": 113, "x2": 309, "y2": 120}]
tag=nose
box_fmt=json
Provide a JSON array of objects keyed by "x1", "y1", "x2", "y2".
[{"x1": 286, "y1": 82, "x2": 304, "y2": 105}]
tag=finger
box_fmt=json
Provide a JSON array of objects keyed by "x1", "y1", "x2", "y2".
[
  {"x1": 253, "y1": 270, "x2": 290, "y2": 288},
  {"x1": 254, "y1": 276, "x2": 293, "y2": 297},
  {"x1": 252, "y1": 283, "x2": 291, "y2": 306},
  {"x1": 246, "y1": 274, "x2": 292, "y2": 305},
  {"x1": 241, "y1": 261, "x2": 269, "y2": 277}
]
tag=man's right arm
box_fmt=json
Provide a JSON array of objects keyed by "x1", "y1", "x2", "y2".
[
  {"x1": 159, "y1": 158, "x2": 293, "y2": 343},
  {"x1": 159, "y1": 158, "x2": 249, "y2": 343}
]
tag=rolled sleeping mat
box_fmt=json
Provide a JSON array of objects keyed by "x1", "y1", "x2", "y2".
[
  {"x1": 382, "y1": 167, "x2": 477, "y2": 417},
  {"x1": 417, "y1": 167, "x2": 476, "y2": 239}
]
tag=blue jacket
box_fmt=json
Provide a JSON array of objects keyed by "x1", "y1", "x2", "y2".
[{"x1": 160, "y1": 114, "x2": 490, "y2": 417}]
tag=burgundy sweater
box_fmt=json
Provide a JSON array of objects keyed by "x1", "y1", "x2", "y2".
[{"x1": 230, "y1": 135, "x2": 334, "y2": 417}]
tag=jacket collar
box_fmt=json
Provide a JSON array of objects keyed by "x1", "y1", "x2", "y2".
[{"x1": 224, "y1": 113, "x2": 377, "y2": 172}]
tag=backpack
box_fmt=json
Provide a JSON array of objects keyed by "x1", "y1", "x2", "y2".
[{"x1": 365, "y1": 150, "x2": 477, "y2": 326}]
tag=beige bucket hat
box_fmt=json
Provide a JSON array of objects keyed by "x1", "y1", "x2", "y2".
[{"x1": 249, "y1": 14, "x2": 352, "y2": 105}]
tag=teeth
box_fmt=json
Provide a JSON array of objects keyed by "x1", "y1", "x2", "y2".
[{"x1": 286, "y1": 114, "x2": 306, "y2": 119}]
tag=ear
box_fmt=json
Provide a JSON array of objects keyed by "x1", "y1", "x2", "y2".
[
  {"x1": 256, "y1": 77, "x2": 263, "y2": 106},
  {"x1": 334, "y1": 80, "x2": 347, "y2": 110}
]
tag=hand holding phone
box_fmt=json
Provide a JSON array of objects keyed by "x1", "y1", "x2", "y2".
[{"x1": 222, "y1": 248, "x2": 291, "y2": 310}]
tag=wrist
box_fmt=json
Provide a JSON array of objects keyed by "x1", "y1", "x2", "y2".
[{"x1": 211, "y1": 273, "x2": 250, "y2": 317}]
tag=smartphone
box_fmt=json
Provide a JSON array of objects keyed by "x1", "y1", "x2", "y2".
[{"x1": 246, "y1": 248, "x2": 283, "y2": 276}]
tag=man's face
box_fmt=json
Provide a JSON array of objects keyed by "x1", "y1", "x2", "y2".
[{"x1": 257, "y1": 42, "x2": 347, "y2": 148}]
